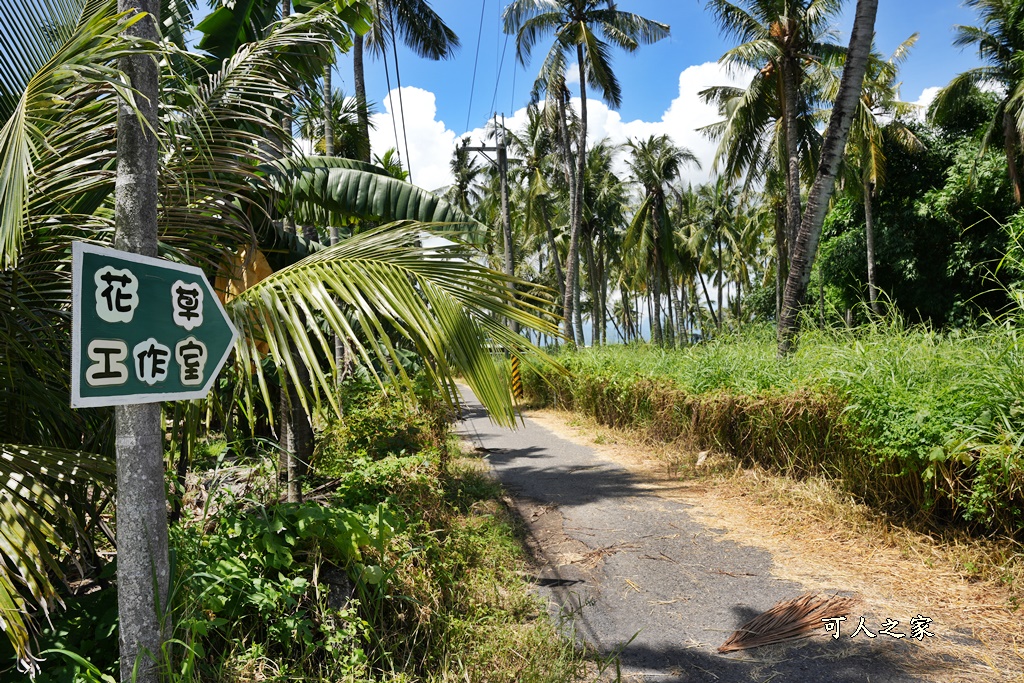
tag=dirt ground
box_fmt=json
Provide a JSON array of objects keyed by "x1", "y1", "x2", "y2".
[{"x1": 518, "y1": 407, "x2": 1024, "y2": 682}]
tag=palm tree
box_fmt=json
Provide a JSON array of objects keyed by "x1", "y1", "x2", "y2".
[
  {"x1": 779, "y1": 0, "x2": 879, "y2": 354},
  {"x1": 625, "y1": 135, "x2": 699, "y2": 346},
  {"x1": 352, "y1": 0, "x2": 459, "y2": 163},
  {"x1": 839, "y1": 35, "x2": 923, "y2": 315},
  {"x1": 503, "y1": 0, "x2": 669, "y2": 345},
  {"x1": 670, "y1": 184, "x2": 706, "y2": 342},
  {"x1": 582, "y1": 139, "x2": 628, "y2": 346},
  {"x1": 932, "y1": 0, "x2": 1024, "y2": 204},
  {"x1": 694, "y1": 178, "x2": 743, "y2": 332},
  {"x1": 508, "y1": 104, "x2": 567, "y2": 319},
  {"x1": 297, "y1": 87, "x2": 375, "y2": 160},
  {"x1": 704, "y1": 0, "x2": 839, "y2": 266}
]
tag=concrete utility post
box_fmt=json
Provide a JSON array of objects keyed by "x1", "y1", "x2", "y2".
[
  {"x1": 114, "y1": 1, "x2": 169, "y2": 681},
  {"x1": 467, "y1": 114, "x2": 518, "y2": 333}
]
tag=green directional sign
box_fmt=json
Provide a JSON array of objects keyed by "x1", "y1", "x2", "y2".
[{"x1": 71, "y1": 242, "x2": 239, "y2": 408}]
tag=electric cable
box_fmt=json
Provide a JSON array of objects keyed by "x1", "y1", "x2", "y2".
[
  {"x1": 489, "y1": 28, "x2": 510, "y2": 121},
  {"x1": 374, "y1": 0, "x2": 402, "y2": 173},
  {"x1": 510, "y1": 49, "x2": 517, "y2": 115},
  {"x1": 388, "y1": 2, "x2": 413, "y2": 182},
  {"x1": 465, "y1": 0, "x2": 487, "y2": 131}
]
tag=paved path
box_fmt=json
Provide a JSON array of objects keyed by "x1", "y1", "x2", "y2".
[{"x1": 455, "y1": 387, "x2": 930, "y2": 683}]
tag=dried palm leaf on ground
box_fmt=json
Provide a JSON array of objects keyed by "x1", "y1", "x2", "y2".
[{"x1": 718, "y1": 593, "x2": 862, "y2": 653}]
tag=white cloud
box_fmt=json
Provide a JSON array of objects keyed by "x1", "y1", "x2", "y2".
[
  {"x1": 369, "y1": 86, "x2": 458, "y2": 193},
  {"x1": 912, "y1": 86, "x2": 940, "y2": 120},
  {"x1": 565, "y1": 63, "x2": 581, "y2": 86},
  {"x1": 371, "y1": 61, "x2": 755, "y2": 193}
]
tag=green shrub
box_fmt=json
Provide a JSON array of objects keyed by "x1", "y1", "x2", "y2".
[{"x1": 316, "y1": 382, "x2": 428, "y2": 473}]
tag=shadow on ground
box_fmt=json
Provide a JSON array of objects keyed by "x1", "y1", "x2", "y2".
[{"x1": 456, "y1": 388, "x2": 955, "y2": 682}]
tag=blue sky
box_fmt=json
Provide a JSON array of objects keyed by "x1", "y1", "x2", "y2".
[
  {"x1": 322, "y1": 0, "x2": 987, "y2": 190},
  {"x1": 194, "y1": 1, "x2": 988, "y2": 190},
  {"x1": 336, "y1": 0, "x2": 979, "y2": 131}
]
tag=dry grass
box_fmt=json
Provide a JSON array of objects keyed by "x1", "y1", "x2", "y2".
[{"x1": 528, "y1": 407, "x2": 1024, "y2": 682}]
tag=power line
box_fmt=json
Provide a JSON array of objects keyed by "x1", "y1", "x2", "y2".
[
  {"x1": 466, "y1": 0, "x2": 487, "y2": 131},
  {"x1": 375, "y1": 0, "x2": 402, "y2": 173},
  {"x1": 489, "y1": 28, "x2": 510, "y2": 120},
  {"x1": 388, "y1": 2, "x2": 413, "y2": 183},
  {"x1": 510, "y1": 50, "x2": 517, "y2": 115}
]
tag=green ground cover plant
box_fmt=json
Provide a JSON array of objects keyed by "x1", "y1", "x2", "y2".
[
  {"x1": 522, "y1": 322, "x2": 1024, "y2": 538},
  {"x1": 3, "y1": 385, "x2": 584, "y2": 682}
]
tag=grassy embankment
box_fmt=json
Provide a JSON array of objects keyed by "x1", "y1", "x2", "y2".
[
  {"x1": 11, "y1": 384, "x2": 586, "y2": 683},
  {"x1": 522, "y1": 323, "x2": 1024, "y2": 591}
]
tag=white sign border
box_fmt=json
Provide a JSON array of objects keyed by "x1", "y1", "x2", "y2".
[{"x1": 71, "y1": 241, "x2": 239, "y2": 408}]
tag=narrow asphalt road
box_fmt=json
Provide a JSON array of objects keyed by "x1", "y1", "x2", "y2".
[{"x1": 455, "y1": 387, "x2": 933, "y2": 683}]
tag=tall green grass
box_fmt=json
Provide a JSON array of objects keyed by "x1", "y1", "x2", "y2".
[{"x1": 524, "y1": 321, "x2": 1024, "y2": 536}]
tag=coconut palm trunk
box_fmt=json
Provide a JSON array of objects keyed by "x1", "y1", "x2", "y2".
[
  {"x1": 570, "y1": 49, "x2": 589, "y2": 346},
  {"x1": 864, "y1": 178, "x2": 879, "y2": 315},
  {"x1": 597, "y1": 238, "x2": 607, "y2": 345},
  {"x1": 651, "y1": 255, "x2": 664, "y2": 345},
  {"x1": 1004, "y1": 108, "x2": 1023, "y2": 205},
  {"x1": 698, "y1": 269, "x2": 720, "y2": 333},
  {"x1": 774, "y1": 202, "x2": 786, "y2": 321},
  {"x1": 558, "y1": 91, "x2": 581, "y2": 345},
  {"x1": 717, "y1": 233, "x2": 724, "y2": 331},
  {"x1": 540, "y1": 202, "x2": 566, "y2": 307},
  {"x1": 779, "y1": 0, "x2": 878, "y2": 355},
  {"x1": 353, "y1": 33, "x2": 370, "y2": 162},
  {"x1": 573, "y1": 253, "x2": 585, "y2": 344},
  {"x1": 585, "y1": 234, "x2": 599, "y2": 345},
  {"x1": 781, "y1": 57, "x2": 803, "y2": 246},
  {"x1": 114, "y1": 1, "x2": 168, "y2": 680}
]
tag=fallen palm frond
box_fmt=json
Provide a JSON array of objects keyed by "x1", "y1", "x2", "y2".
[{"x1": 718, "y1": 593, "x2": 862, "y2": 653}]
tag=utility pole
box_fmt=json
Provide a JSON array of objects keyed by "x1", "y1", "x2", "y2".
[
  {"x1": 114, "y1": 1, "x2": 168, "y2": 681},
  {"x1": 467, "y1": 114, "x2": 518, "y2": 333}
]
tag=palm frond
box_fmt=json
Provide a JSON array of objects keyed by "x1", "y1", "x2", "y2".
[
  {"x1": 0, "y1": 444, "x2": 114, "y2": 673},
  {"x1": 375, "y1": 0, "x2": 460, "y2": 60},
  {"x1": 228, "y1": 223, "x2": 561, "y2": 428},
  {"x1": 719, "y1": 594, "x2": 862, "y2": 653},
  {"x1": 590, "y1": 9, "x2": 669, "y2": 50},
  {"x1": 0, "y1": 0, "x2": 151, "y2": 270},
  {"x1": 579, "y1": 24, "x2": 621, "y2": 108},
  {"x1": 268, "y1": 160, "x2": 488, "y2": 240}
]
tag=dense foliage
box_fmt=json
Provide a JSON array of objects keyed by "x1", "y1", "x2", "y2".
[{"x1": 1, "y1": 385, "x2": 585, "y2": 682}]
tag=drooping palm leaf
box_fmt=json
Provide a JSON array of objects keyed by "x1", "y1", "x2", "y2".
[
  {"x1": 228, "y1": 223, "x2": 561, "y2": 428},
  {"x1": 0, "y1": 444, "x2": 114, "y2": 673},
  {"x1": 0, "y1": 0, "x2": 151, "y2": 270}
]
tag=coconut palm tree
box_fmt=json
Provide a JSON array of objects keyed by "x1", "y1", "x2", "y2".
[
  {"x1": 351, "y1": 0, "x2": 459, "y2": 162},
  {"x1": 838, "y1": 35, "x2": 923, "y2": 315},
  {"x1": 508, "y1": 104, "x2": 567, "y2": 317},
  {"x1": 503, "y1": 0, "x2": 669, "y2": 345},
  {"x1": 694, "y1": 179, "x2": 744, "y2": 331},
  {"x1": 703, "y1": 0, "x2": 843, "y2": 267},
  {"x1": 779, "y1": 0, "x2": 879, "y2": 354},
  {"x1": 582, "y1": 140, "x2": 628, "y2": 346},
  {"x1": 624, "y1": 135, "x2": 699, "y2": 346},
  {"x1": 297, "y1": 86, "x2": 375, "y2": 160},
  {"x1": 932, "y1": 0, "x2": 1024, "y2": 204}
]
